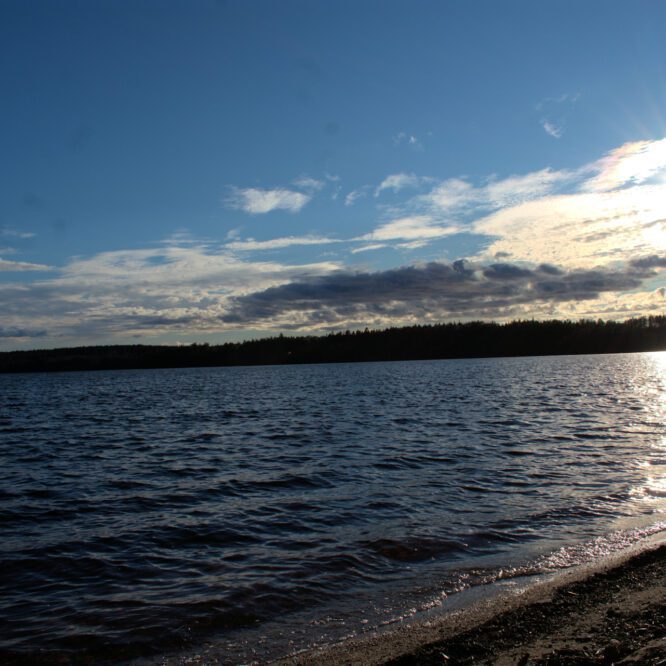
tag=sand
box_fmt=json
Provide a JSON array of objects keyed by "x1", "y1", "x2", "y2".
[{"x1": 276, "y1": 543, "x2": 666, "y2": 665}]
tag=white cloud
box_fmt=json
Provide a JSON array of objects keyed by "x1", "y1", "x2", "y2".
[
  {"x1": 350, "y1": 243, "x2": 387, "y2": 254},
  {"x1": 542, "y1": 120, "x2": 563, "y2": 138},
  {"x1": 293, "y1": 176, "x2": 325, "y2": 192},
  {"x1": 364, "y1": 138, "x2": 666, "y2": 272},
  {"x1": 1, "y1": 228, "x2": 35, "y2": 239},
  {"x1": 474, "y1": 187, "x2": 666, "y2": 269},
  {"x1": 397, "y1": 240, "x2": 430, "y2": 250},
  {"x1": 375, "y1": 173, "x2": 422, "y2": 196},
  {"x1": 484, "y1": 169, "x2": 572, "y2": 208},
  {"x1": 393, "y1": 132, "x2": 422, "y2": 149},
  {"x1": 582, "y1": 138, "x2": 666, "y2": 192},
  {"x1": 537, "y1": 91, "x2": 580, "y2": 138},
  {"x1": 0, "y1": 242, "x2": 342, "y2": 346},
  {"x1": 3, "y1": 137, "x2": 665, "y2": 347},
  {"x1": 416, "y1": 140, "x2": 666, "y2": 223},
  {"x1": 345, "y1": 186, "x2": 370, "y2": 206},
  {"x1": 358, "y1": 216, "x2": 461, "y2": 242},
  {"x1": 467, "y1": 139, "x2": 666, "y2": 268},
  {"x1": 227, "y1": 187, "x2": 311, "y2": 214},
  {"x1": 0, "y1": 258, "x2": 52, "y2": 271},
  {"x1": 421, "y1": 178, "x2": 475, "y2": 212},
  {"x1": 423, "y1": 168, "x2": 572, "y2": 215},
  {"x1": 59, "y1": 245, "x2": 337, "y2": 292},
  {"x1": 226, "y1": 235, "x2": 340, "y2": 251},
  {"x1": 158, "y1": 230, "x2": 208, "y2": 245}
]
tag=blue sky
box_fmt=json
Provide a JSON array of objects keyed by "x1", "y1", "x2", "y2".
[{"x1": 1, "y1": 0, "x2": 665, "y2": 349}]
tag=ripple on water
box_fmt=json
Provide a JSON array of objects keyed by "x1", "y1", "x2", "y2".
[{"x1": 0, "y1": 352, "x2": 664, "y2": 663}]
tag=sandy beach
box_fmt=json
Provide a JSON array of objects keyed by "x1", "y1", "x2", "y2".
[{"x1": 277, "y1": 543, "x2": 666, "y2": 666}]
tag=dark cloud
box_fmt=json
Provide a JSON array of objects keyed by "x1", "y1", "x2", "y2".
[
  {"x1": 0, "y1": 327, "x2": 46, "y2": 338},
  {"x1": 482, "y1": 263, "x2": 533, "y2": 280},
  {"x1": 222, "y1": 256, "x2": 665, "y2": 327},
  {"x1": 1, "y1": 255, "x2": 663, "y2": 346},
  {"x1": 536, "y1": 263, "x2": 564, "y2": 276},
  {"x1": 629, "y1": 255, "x2": 666, "y2": 270}
]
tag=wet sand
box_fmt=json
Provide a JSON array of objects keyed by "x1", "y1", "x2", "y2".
[{"x1": 277, "y1": 544, "x2": 666, "y2": 665}]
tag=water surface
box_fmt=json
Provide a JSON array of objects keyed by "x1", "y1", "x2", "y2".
[{"x1": 1, "y1": 353, "x2": 665, "y2": 663}]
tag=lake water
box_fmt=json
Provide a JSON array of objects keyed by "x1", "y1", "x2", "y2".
[{"x1": 1, "y1": 353, "x2": 665, "y2": 663}]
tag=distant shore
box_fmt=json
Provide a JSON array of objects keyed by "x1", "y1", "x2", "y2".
[
  {"x1": 275, "y1": 543, "x2": 666, "y2": 666},
  {"x1": 1, "y1": 316, "x2": 665, "y2": 374}
]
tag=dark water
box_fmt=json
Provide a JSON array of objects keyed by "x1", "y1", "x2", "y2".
[{"x1": 1, "y1": 353, "x2": 665, "y2": 663}]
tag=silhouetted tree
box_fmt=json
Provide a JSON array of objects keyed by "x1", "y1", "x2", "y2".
[{"x1": 1, "y1": 316, "x2": 664, "y2": 374}]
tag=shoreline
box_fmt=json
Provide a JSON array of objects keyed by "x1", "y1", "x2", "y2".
[
  {"x1": 274, "y1": 541, "x2": 666, "y2": 665},
  {"x1": 3, "y1": 540, "x2": 665, "y2": 665}
]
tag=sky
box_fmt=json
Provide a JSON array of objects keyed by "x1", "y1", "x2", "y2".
[{"x1": 1, "y1": 0, "x2": 665, "y2": 350}]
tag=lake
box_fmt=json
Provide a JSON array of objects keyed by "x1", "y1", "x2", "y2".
[{"x1": 1, "y1": 352, "x2": 665, "y2": 663}]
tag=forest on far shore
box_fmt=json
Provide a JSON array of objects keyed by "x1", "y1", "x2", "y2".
[{"x1": 1, "y1": 316, "x2": 665, "y2": 374}]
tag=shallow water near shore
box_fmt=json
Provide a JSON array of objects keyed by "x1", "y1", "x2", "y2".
[{"x1": 1, "y1": 352, "x2": 665, "y2": 663}]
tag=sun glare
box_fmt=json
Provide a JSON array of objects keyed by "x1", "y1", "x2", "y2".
[{"x1": 591, "y1": 138, "x2": 666, "y2": 191}]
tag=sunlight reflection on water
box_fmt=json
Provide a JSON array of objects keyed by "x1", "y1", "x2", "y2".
[{"x1": 633, "y1": 352, "x2": 666, "y2": 509}]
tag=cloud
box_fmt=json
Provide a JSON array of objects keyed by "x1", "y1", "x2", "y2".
[
  {"x1": 2, "y1": 244, "x2": 663, "y2": 347},
  {"x1": 293, "y1": 176, "x2": 325, "y2": 192},
  {"x1": 357, "y1": 216, "x2": 461, "y2": 242},
  {"x1": 221, "y1": 256, "x2": 666, "y2": 329},
  {"x1": 422, "y1": 168, "x2": 572, "y2": 215},
  {"x1": 2, "y1": 137, "x2": 665, "y2": 348},
  {"x1": 376, "y1": 138, "x2": 666, "y2": 269},
  {"x1": 0, "y1": 242, "x2": 341, "y2": 347},
  {"x1": 537, "y1": 91, "x2": 580, "y2": 138},
  {"x1": 542, "y1": 120, "x2": 563, "y2": 139},
  {"x1": 225, "y1": 235, "x2": 340, "y2": 251},
  {"x1": 350, "y1": 243, "x2": 387, "y2": 254},
  {"x1": 1, "y1": 228, "x2": 36, "y2": 239},
  {"x1": 158, "y1": 230, "x2": 209, "y2": 245},
  {"x1": 536, "y1": 92, "x2": 581, "y2": 110},
  {"x1": 486, "y1": 169, "x2": 573, "y2": 208},
  {"x1": 344, "y1": 186, "x2": 370, "y2": 206},
  {"x1": 0, "y1": 326, "x2": 47, "y2": 339},
  {"x1": 227, "y1": 187, "x2": 311, "y2": 214},
  {"x1": 0, "y1": 258, "x2": 52, "y2": 271},
  {"x1": 393, "y1": 132, "x2": 423, "y2": 149},
  {"x1": 375, "y1": 173, "x2": 423, "y2": 196},
  {"x1": 397, "y1": 240, "x2": 430, "y2": 250},
  {"x1": 629, "y1": 254, "x2": 666, "y2": 270},
  {"x1": 258, "y1": 148, "x2": 660, "y2": 256},
  {"x1": 58, "y1": 244, "x2": 339, "y2": 293},
  {"x1": 582, "y1": 138, "x2": 666, "y2": 192},
  {"x1": 473, "y1": 187, "x2": 666, "y2": 268}
]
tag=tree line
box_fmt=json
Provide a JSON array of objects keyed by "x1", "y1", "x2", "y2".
[{"x1": 1, "y1": 316, "x2": 665, "y2": 374}]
